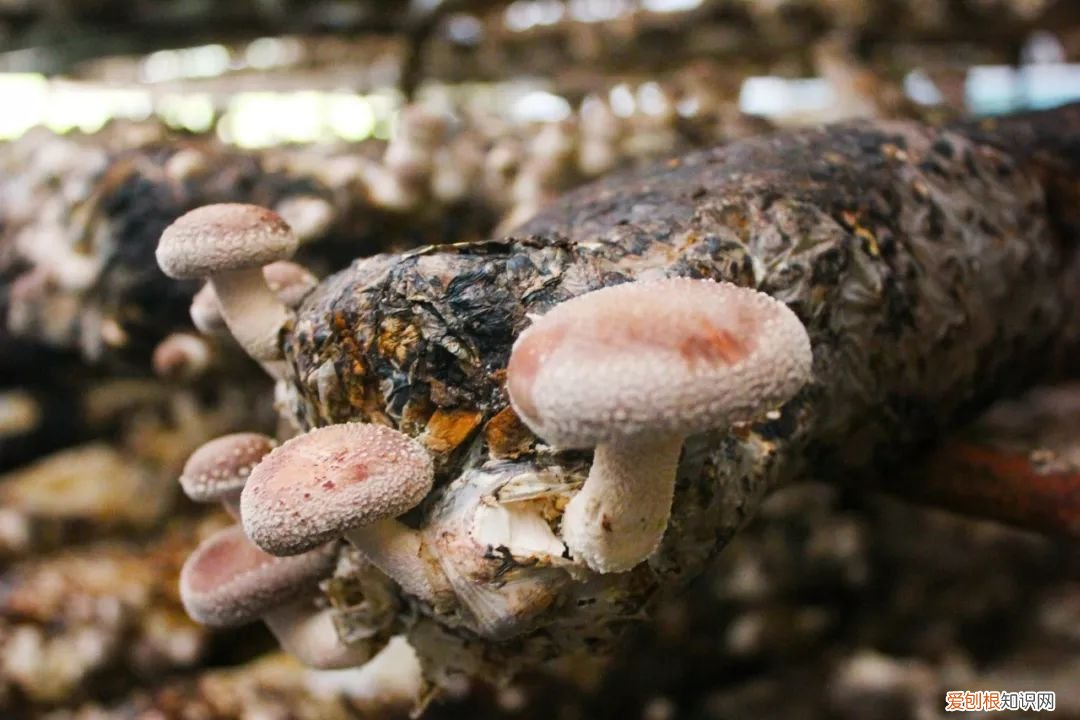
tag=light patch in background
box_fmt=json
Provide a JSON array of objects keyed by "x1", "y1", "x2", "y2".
[
  {"x1": 966, "y1": 65, "x2": 1019, "y2": 115},
  {"x1": 43, "y1": 87, "x2": 112, "y2": 134},
  {"x1": 676, "y1": 95, "x2": 701, "y2": 117},
  {"x1": 739, "y1": 64, "x2": 1080, "y2": 118},
  {"x1": 244, "y1": 37, "x2": 305, "y2": 71},
  {"x1": 903, "y1": 69, "x2": 944, "y2": 106},
  {"x1": 739, "y1": 76, "x2": 835, "y2": 118},
  {"x1": 218, "y1": 92, "x2": 323, "y2": 148},
  {"x1": 642, "y1": 0, "x2": 703, "y2": 11},
  {"x1": 504, "y1": 0, "x2": 699, "y2": 30},
  {"x1": 511, "y1": 90, "x2": 572, "y2": 122},
  {"x1": 1018, "y1": 63, "x2": 1080, "y2": 110},
  {"x1": 277, "y1": 92, "x2": 327, "y2": 144},
  {"x1": 366, "y1": 90, "x2": 403, "y2": 140},
  {"x1": 327, "y1": 94, "x2": 378, "y2": 141},
  {"x1": 1023, "y1": 31, "x2": 1065, "y2": 65},
  {"x1": 447, "y1": 14, "x2": 486, "y2": 45},
  {"x1": 963, "y1": 64, "x2": 1080, "y2": 114},
  {"x1": 568, "y1": 0, "x2": 632, "y2": 23},
  {"x1": 608, "y1": 83, "x2": 636, "y2": 117},
  {"x1": 0, "y1": 74, "x2": 154, "y2": 139},
  {"x1": 215, "y1": 90, "x2": 397, "y2": 147},
  {"x1": 0, "y1": 74, "x2": 47, "y2": 138},
  {"x1": 139, "y1": 44, "x2": 231, "y2": 84},
  {"x1": 505, "y1": 0, "x2": 566, "y2": 31},
  {"x1": 156, "y1": 93, "x2": 215, "y2": 133},
  {"x1": 636, "y1": 81, "x2": 670, "y2": 116}
]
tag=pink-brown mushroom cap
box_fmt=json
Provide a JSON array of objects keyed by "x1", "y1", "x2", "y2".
[
  {"x1": 180, "y1": 433, "x2": 276, "y2": 503},
  {"x1": 152, "y1": 332, "x2": 213, "y2": 380},
  {"x1": 179, "y1": 524, "x2": 337, "y2": 627},
  {"x1": 157, "y1": 204, "x2": 298, "y2": 279},
  {"x1": 507, "y1": 278, "x2": 813, "y2": 447},
  {"x1": 241, "y1": 423, "x2": 434, "y2": 556}
]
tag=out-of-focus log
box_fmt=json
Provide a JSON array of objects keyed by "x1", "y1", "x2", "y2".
[{"x1": 2, "y1": 1, "x2": 1078, "y2": 81}]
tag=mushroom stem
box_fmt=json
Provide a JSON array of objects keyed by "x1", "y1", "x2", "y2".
[
  {"x1": 210, "y1": 267, "x2": 290, "y2": 377},
  {"x1": 221, "y1": 495, "x2": 241, "y2": 521},
  {"x1": 263, "y1": 601, "x2": 375, "y2": 670},
  {"x1": 346, "y1": 519, "x2": 446, "y2": 604},
  {"x1": 560, "y1": 434, "x2": 683, "y2": 573}
]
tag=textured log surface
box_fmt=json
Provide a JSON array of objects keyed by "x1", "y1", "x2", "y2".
[{"x1": 281, "y1": 104, "x2": 1080, "y2": 674}]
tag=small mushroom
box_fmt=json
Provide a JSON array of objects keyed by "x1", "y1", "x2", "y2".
[
  {"x1": 274, "y1": 195, "x2": 335, "y2": 244},
  {"x1": 262, "y1": 260, "x2": 319, "y2": 310},
  {"x1": 180, "y1": 524, "x2": 371, "y2": 669},
  {"x1": 180, "y1": 432, "x2": 276, "y2": 518},
  {"x1": 578, "y1": 95, "x2": 622, "y2": 176},
  {"x1": 189, "y1": 282, "x2": 226, "y2": 336},
  {"x1": 361, "y1": 107, "x2": 449, "y2": 212},
  {"x1": 240, "y1": 423, "x2": 443, "y2": 602},
  {"x1": 506, "y1": 278, "x2": 813, "y2": 573},
  {"x1": 152, "y1": 332, "x2": 214, "y2": 381},
  {"x1": 384, "y1": 105, "x2": 448, "y2": 182},
  {"x1": 156, "y1": 204, "x2": 300, "y2": 377}
]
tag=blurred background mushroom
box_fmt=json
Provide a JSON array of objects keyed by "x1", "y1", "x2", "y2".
[{"x1": 1, "y1": 1, "x2": 1079, "y2": 718}]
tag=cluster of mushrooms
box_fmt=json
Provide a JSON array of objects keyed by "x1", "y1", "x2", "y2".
[{"x1": 159, "y1": 200, "x2": 814, "y2": 674}]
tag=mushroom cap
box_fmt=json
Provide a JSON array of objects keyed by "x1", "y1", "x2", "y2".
[
  {"x1": 179, "y1": 524, "x2": 336, "y2": 627},
  {"x1": 152, "y1": 332, "x2": 212, "y2": 380},
  {"x1": 262, "y1": 261, "x2": 318, "y2": 309},
  {"x1": 506, "y1": 278, "x2": 813, "y2": 448},
  {"x1": 157, "y1": 203, "x2": 298, "y2": 280},
  {"x1": 241, "y1": 423, "x2": 434, "y2": 556},
  {"x1": 180, "y1": 433, "x2": 276, "y2": 503}
]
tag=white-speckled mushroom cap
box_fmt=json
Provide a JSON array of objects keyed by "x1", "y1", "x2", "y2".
[
  {"x1": 157, "y1": 204, "x2": 298, "y2": 279},
  {"x1": 179, "y1": 524, "x2": 336, "y2": 627},
  {"x1": 241, "y1": 423, "x2": 434, "y2": 556},
  {"x1": 507, "y1": 278, "x2": 813, "y2": 448},
  {"x1": 180, "y1": 433, "x2": 276, "y2": 503}
]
